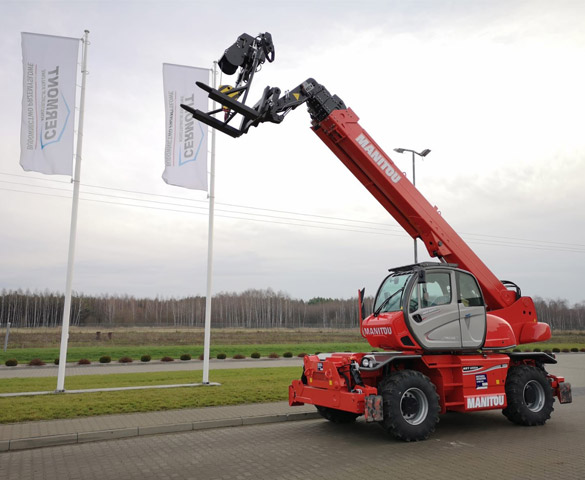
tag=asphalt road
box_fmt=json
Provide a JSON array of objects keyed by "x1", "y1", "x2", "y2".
[{"x1": 1, "y1": 355, "x2": 584, "y2": 480}]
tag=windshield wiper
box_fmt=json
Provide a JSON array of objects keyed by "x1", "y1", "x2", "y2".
[{"x1": 374, "y1": 288, "x2": 404, "y2": 316}]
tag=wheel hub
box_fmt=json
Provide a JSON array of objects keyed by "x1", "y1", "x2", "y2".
[
  {"x1": 524, "y1": 380, "x2": 545, "y2": 412},
  {"x1": 400, "y1": 387, "x2": 429, "y2": 425}
]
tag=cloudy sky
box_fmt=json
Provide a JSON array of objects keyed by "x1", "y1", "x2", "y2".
[{"x1": 1, "y1": 0, "x2": 584, "y2": 305}]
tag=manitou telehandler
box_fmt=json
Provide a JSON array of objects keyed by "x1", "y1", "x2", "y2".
[{"x1": 184, "y1": 32, "x2": 572, "y2": 441}]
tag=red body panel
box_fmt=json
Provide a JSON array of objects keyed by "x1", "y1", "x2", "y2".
[
  {"x1": 484, "y1": 314, "x2": 516, "y2": 349},
  {"x1": 422, "y1": 354, "x2": 508, "y2": 412},
  {"x1": 290, "y1": 353, "x2": 378, "y2": 412},
  {"x1": 361, "y1": 312, "x2": 422, "y2": 351}
]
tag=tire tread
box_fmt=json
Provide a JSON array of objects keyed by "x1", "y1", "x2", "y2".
[
  {"x1": 502, "y1": 365, "x2": 554, "y2": 426},
  {"x1": 378, "y1": 370, "x2": 440, "y2": 441}
]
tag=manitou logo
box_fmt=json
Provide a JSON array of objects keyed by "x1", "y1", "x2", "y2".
[
  {"x1": 466, "y1": 394, "x2": 505, "y2": 409},
  {"x1": 363, "y1": 327, "x2": 392, "y2": 336},
  {"x1": 355, "y1": 134, "x2": 401, "y2": 183}
]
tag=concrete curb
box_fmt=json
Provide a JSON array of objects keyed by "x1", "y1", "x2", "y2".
[
  {"x1": 0, "y1": 382, "x2": 221, "y2": 398},
  {"x1": 1, "y1": 411, "x2": 321, "y2": 452}
]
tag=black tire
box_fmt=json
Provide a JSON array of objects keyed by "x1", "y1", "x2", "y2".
[
  {"x1": 502, "y1": 365, "x2": 554, "y2": 426},
  {"x1": 316, "y1": 405, "x2": 360, "y2": 424},
  {"x1": 378, "y1": 370, "x2": 440, "y2": 441}
]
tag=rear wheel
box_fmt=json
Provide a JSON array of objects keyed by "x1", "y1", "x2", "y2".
[
  {"x1": 378, "y1": 370, "x2": 440, "y2": 441},
  {"x1": 316, "y1": 406, "x2": 360, "y2": 423},
  {"x1": 503, "y1": 365, "x2": 554, "y2": 426}
]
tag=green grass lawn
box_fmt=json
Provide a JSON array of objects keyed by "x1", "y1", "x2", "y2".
[
  {"x1": 0, "y1": 367, "x2": 302, "y2": 423},
  {"x1": 2, "y1": 340, "x2": 584, "y2": 366},
  {"x1": 1, "y1": 339, "x2": 584, "y2": 424},
  {"x1": 520, "y1": 343, "x2": 585, "y2": 352}
]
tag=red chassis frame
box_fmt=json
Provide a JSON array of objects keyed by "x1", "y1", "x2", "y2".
[{"x1": 289, "y1": 352, "x2": 568, "y2": 417}]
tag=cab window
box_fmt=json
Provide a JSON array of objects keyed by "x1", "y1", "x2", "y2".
[
  {"x1": 409, "y1": 271, "x2": 452, "y2": 312},
  {"x1": 457, "y1": 272, "x2": 484, "y2": 307},
  {"x1": 374, "y1": 272, "x2": 411, "y2": 313}
]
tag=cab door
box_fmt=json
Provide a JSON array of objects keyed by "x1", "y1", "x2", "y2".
[
  {"x1": 406, "y1": 270, "x2": 461, "y2": 350},
  {"x1": 456, "y1": 271, "x2": 487, "y2": 349}
]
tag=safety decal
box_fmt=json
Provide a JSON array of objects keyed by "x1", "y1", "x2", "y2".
[
  {"x1": 463, "y1": 366, "x2": 482, "y2": 373},
  {"x1": 475, "y1": 374, "x2": 488, "y2": 390},
  {"x1": 462, "y1": 363, "x2": 508, "y2": 375}
]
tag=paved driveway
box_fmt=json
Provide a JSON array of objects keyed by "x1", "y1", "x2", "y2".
[
  {"x1": 1, "y1": 355, "x2": 583, "y2": 480},
  {"x1": 1, "y1": 390, "x2": 583, "y2": 480}
]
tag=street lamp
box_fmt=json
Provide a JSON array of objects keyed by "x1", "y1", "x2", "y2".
[{"x1": 393, "y1": 147, "x2": 431, "y2": 264}]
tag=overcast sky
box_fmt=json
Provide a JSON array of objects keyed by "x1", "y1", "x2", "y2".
[{"x1": 1, "y1": 0, "x2": 584, "y2": 305}]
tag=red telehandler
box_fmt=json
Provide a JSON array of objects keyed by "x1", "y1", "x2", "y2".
[{"x1": 184, "y1": 32, "x2": 572, "y2": 441}]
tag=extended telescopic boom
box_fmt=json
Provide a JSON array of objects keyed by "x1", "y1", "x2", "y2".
[{"x1": 183, "y1": 32, "x2": 545, "y2": 344}]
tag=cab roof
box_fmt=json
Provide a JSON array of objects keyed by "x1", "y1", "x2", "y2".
[{"x1": 389, "y1": 262, "x2": 459, "y2": 274}]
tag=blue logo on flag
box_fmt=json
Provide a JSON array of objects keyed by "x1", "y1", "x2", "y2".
[{"x1": 40, "y1": 93, "x2": 71, "y2": 150}]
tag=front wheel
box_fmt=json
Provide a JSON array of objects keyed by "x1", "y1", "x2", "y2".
[
  {"x1": 503, "y1": 365, "x2": 554, "y2": 426},
  {"x1": 378, "y1": 370, "x2": 440, "y2": 441}
]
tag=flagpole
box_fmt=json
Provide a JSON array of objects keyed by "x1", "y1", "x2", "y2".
[
  {"x1": 56, "y1": 30, "x2": 89, "y2": 392},
  {"x1": 202, "y1": 62, "x2": 217, "y2": 384}
]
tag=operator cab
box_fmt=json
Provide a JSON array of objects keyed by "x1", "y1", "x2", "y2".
[{"x1": 371, "y1": 263, "x2": 487, "y2": 350}]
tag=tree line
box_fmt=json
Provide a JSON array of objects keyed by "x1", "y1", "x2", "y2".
[
  {"x1": 0, "y1": 288, "x2": 371, "y2": 329},
  {"x1": 0, "y1": 288, "x2": 584, "y2": 330}
]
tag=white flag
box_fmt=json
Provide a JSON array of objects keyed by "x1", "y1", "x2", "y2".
[
  {"x1": 20, "y1": 32, "x2": 80, "y2": 176},
  {"x1": 162, "y1": 63, "x2": 209, "y2": 191}
]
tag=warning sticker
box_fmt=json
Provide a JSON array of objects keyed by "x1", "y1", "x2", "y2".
[{"x1": 476, "y1": 374, "x2": 488, "y2": 390}]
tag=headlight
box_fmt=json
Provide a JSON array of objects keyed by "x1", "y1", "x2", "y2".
[{"x1": 361, "y1": 356, "x2": 374, "y2": 368}]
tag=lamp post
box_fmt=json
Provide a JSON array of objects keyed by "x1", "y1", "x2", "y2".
[{"x1": 393, "y1": 147, "x2": 431, "y2": 264}]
